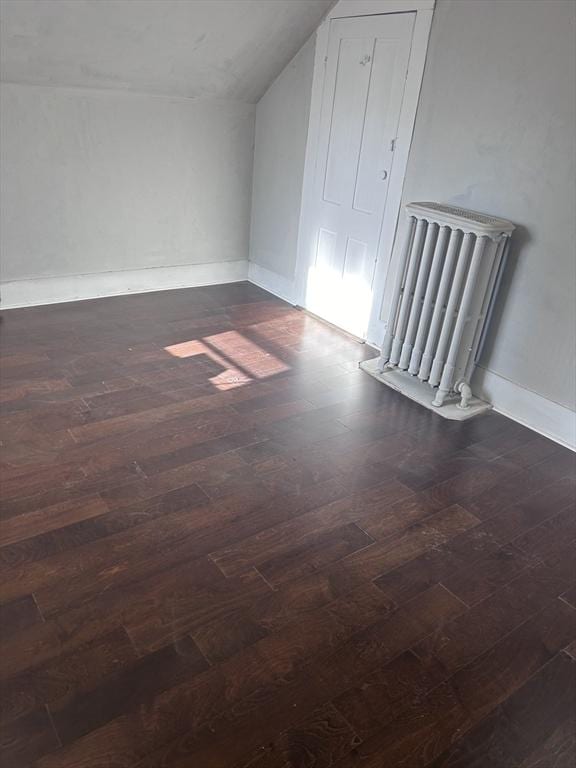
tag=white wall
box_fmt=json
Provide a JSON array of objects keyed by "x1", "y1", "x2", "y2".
[
  {"x1": 0, "y1": 83, "x2": 255, "y2": 305},
  {"x1": 248, "y1": 36, "x2": 316, "y2": 302},
  {"x1": 392, "y1": 0, "x2": 576, "y2": 420}
]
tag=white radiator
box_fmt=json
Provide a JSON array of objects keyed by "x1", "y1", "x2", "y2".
[{"x1": 362, "y1": 202, "x2": 515, "y2": 418}]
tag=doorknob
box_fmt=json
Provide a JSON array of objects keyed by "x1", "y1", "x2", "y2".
[{"x1": 380, "y1": 170, "x2": 388, "y2": 180}]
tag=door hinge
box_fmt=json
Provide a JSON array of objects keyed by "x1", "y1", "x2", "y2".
[
  {"x1": 390, "y1": 138, "x2": 397, "y2": 152},
  {"x1": 324, "y1": 55, "x2": 328, "y2": 64}
]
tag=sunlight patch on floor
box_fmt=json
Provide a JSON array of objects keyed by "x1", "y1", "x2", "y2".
[{"x1": 164, "y1": 330, "x2": 290, "y2": 391}]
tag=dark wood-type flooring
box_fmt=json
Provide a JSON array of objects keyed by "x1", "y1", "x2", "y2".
[{"x1": 0, "y1": 282, "x2": 575, "y2": 768}]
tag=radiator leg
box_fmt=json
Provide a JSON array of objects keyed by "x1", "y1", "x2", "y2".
[
  {"x1": 432, "y1": 384, "x2": 449, "y2": 407},
  {"x1": 456, "y1": 380, "x2": 473, "y2": 409},
  {"x1": 432, "y1": 392, "x2": 447, "y2": 408}
]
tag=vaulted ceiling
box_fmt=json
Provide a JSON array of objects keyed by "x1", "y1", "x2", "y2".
[{"x1": 0, "y1": 0, "x2": 334, "y2": 102}]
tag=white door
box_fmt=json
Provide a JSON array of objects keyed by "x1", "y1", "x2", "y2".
[{"x1": 301, "y1": 13, "x2": 415, "y2": 338}]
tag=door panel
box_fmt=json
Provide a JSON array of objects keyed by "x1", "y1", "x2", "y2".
[
  {"x1": 303, "y1": 13, "x2": 414, "y2": 338},
  {"x1": 323, "y1": 38, "x2": 373, "y2": 205},
  {"x1": 353, "y1": 38, "x2": 399, "y2": 215},
  {"x1": 316, "y1": 227, "x2": 338, "y2": 272},
  {"x1": 343, "y1": 237, "x2": 371, "y2": 284}
]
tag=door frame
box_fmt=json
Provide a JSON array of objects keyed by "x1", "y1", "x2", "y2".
[{"x1": 294, "y1": 0, "x2": 435, "y2": 344}]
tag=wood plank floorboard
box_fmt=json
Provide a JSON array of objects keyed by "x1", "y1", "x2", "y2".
[{"x1": 0, "y1": 282, "x2": 574, "y2": 767}]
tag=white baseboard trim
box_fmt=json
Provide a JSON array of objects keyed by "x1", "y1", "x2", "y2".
[
  {"x1": 0, "y1": 260, "x2": 249, "y2": 309},
  {"x1": 248, "y1": 262, "x2": 297, "y2": 305},
  {"x1": 474, "y1": 367, "x2": 576, "y2": 451}
]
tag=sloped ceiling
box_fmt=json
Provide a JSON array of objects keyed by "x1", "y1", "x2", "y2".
[{"x1": 0, "y1": 0, "x2": 334, "y2": 102}]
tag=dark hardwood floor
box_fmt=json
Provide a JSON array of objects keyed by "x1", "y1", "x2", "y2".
[{"x1": 0, "y1": 281, "x2": 574, "y2": 768}]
